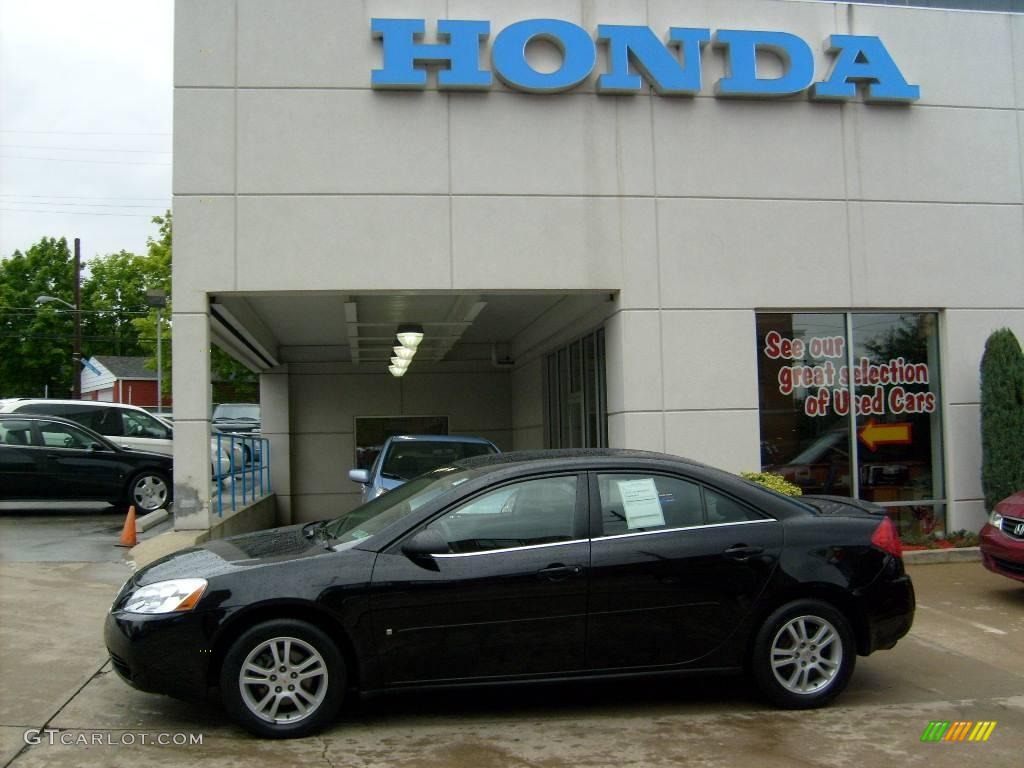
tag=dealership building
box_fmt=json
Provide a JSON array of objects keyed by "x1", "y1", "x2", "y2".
[{"x1": 171, "y1": 0, "x2": 1024, "y2": 538}]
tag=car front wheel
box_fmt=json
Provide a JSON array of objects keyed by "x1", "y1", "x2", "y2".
[
  {"x1": 126, "y1": 470, "x2": 170, "y2": 512},
  {"x1": 751, "y1": 599, "x2": 855, "y2": 709},
  {"x1": 219, "y1": 619, "x2": 345, "y2": 738}
]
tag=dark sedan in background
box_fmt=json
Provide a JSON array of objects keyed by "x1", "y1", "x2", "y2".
[
  {"x1": 106, "y1": 449, "x2": 914, "y2": 738},
  {"x1": 0, "y1": 413, "x2": 173, "y2": 512}
]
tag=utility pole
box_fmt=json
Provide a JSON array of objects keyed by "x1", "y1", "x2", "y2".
[
  {"x1": 146, "y1": 289, "x2": 168, "y2": 413},
  {"x1": 72, "y1": 237, "x2": 82, "y2": 400}
]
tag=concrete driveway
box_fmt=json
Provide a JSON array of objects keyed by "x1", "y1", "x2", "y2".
[{"x1": 1, "y1": 511, "x2": 1021, "y2": 768}]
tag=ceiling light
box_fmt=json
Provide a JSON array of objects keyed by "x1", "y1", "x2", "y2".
[
  {"x1": 388, "y1": 365, "x2": 406, "y2": 378},
  {"x1": 392, "y1": 345, "x2": 415, "y2": 361},
  {"x1": 396, "y1": 323, "x2": 424, "y2": 350},
  {"x1": 390, "y1": 356, "x2": 411, "y2": 369}
]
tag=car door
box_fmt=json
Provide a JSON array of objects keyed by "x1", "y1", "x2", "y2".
[
  {"x1": 586, "y1": 471, "x2": 783, "y2": 670},
  {"x1": 33, "y1": 419, "x2": 124, "y2": 501},
  {"x1": 0, "y1": 419, "x2": 46, "y2": 499},
  {"x1": 369, "y1": 474, "x2": 589, "y2": 685}
]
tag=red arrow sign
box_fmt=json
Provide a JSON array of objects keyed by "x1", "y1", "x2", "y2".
[{"x1": 858, "y1": 419, "x2": 912, "y2": 452}]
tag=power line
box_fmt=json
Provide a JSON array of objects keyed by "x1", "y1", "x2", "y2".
[
  {"x1": 0, "y1": 129, "x2": 171, "y2": 136},
  {"x1": 1, "y1": 144, "x2": 172, "y2": 154},
  {"x1": 0, "y1": 193, "x2": 169, "y2": 201},
  {"x1": 1, "y1": 155, "x2": 170, "y2": 166},
  {"x1": 1, "y1": 200, "x2": 163, "y2": 209},
  {"x1": 0, "y1": 208, "x2": 158, "y2": 218}
]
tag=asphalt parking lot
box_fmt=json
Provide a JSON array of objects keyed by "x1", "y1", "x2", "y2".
[{"x1": 1, "y1": 509, "x2": 1021, "y2": 768}]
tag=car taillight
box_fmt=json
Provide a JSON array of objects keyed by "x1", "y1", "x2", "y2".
[{"x1": 870, "y1": 517, "x2": 903, "y2": 558}]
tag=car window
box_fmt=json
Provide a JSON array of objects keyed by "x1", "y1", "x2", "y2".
[
  {"x1": 62, "y1": 404, "x2": 107, "y2": 433},
  {"x1": 121, "y1": 410, "x2": 171, "y2": 439},
  {"x1": 426, "y1": 476, "x2": 577, "y2": 554},
  {"x1": 596, "y1": 474, "x2": 705, "y2": 536},
  {"x1": 36, "y1": 420, "x2": 100, "y2": 450},
  {"x1": 0, "y1": 420, "x2": 34, "y2": 446},
  {"x1": 18, "y1": 403, "x2": 70, "y2": 417},
  {"x1": 323, "y1": 469, "x2": 474, "y2": 545},
  {"x1": 381, "y1": 440, "x2": 497, "y2": 480},
  {"x1": 704, "y1": 488, "x2": 764, "y2": 524}
]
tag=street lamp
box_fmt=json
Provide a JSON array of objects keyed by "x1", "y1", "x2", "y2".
[
  {"x1": 35, "y1": 293, "x2": 82, "y2": 399},
  {"x1": 33, "y1": 237, "x2": 82, "y2": 399},
  {"x1": 145, "y1": 289, "x2": 168, "y2": 415}
]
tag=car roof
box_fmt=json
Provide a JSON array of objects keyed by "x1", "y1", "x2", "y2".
[
  {"x1": 388, "y1": 434, "x2": 496, "y2": 445},
  {"x1": 454, "y1": 448, "x2": 707, "y2": 472},
  {"x1": 0, "y1": 398, "x2": 149, "y2": 413}
]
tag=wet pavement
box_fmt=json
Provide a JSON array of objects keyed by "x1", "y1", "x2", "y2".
[{"x1": 0, "y1": 510, "x2": 1021, "y2": 768}]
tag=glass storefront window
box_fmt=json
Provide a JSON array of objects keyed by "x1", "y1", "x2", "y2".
[
  {"x1": 546, "y1": 328, "x2": 607, "y2": 448},
  {"x1": 756, "y1": 312, "x2": 944, "y2": 536}
]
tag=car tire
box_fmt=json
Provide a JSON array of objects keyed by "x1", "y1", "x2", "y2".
[
  {"x1": 125, "y1": 470, "x2": 171, "y2": 513},
  {"x1": 751, "y1": 599, "x2": 855, "y2": 709},
  {"x1": 219, "y1": 619, "x2": 345, "y2": 739}
]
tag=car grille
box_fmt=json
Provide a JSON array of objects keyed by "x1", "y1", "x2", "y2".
[
  {"x1": 1000, "y1": 515, "x2": 1024, "y2": 541},
  {"x1": 109, "y1": 653, "x2": 132, "y2": 681},
  {"x1": 992, "y1": 556, "x2": 1024, "y2": 576}
]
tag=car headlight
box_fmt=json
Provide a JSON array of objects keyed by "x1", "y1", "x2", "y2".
[
  {"x1": 122, "y1": 578, "x2": 208, "y2": 614},
  {"x1": 988, "y1": 511, "x2": 1004, "y2": 530}
]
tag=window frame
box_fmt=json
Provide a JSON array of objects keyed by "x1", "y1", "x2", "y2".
[
  {"x1": 587, "y1": 471, "x2": 772, "y2": 540},
  {"x1": 395, "y1": 472, "x2": 590, "y2": 558}
]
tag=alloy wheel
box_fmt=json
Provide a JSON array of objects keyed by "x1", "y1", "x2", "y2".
[
  {"x1": 238, "y1": 636, "x2": 328, "y2": 724},
  {"x1": 769, "y1": 615, "x2": 843, "y2": 695},
  {"x1": 131, "y1": 474, "x2": 168, "y2": 512}
]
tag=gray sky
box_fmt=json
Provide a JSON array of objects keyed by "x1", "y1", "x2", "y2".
[{"x1": 0, "y1": 0, "x2": 173, "y2": 263}]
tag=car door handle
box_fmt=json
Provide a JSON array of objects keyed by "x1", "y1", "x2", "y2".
[
  {"x1": 538, "y1": 564, "x2": 583, "y2": 581},
  {"x1": 724, "y1": 545, "x2": 764, "y2": 560}
]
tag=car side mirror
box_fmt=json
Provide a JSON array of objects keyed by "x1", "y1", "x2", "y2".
[
  {"x1": 348, "y1": 468, "x2": 370, "y2": 485},
  {"x1": 401, "y1": 529, "x2": 449, "y2": 559}
]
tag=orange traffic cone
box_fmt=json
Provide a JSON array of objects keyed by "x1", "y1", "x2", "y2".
[{"x1": 117, "y1": 506, "x2": 138, "y2": 548}]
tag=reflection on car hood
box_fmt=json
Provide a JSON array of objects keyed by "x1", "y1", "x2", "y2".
[{"x1": 134, "y1": 524, "x2": 325, "y2": 585}]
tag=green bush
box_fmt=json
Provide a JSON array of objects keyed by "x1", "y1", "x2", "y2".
[
  {"x1": 980, "y1": 328, "x2": 1024, "y2": 510},
  {"x1": 740, "y1": 471, "x2": 802, "y2": 496}
]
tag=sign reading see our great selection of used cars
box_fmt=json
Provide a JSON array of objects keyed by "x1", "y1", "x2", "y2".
[{"x1": 370, "y1": 18, "x2": 920, "y2": 102}]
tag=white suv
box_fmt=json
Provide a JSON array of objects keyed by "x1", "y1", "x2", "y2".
[{"x1": 0, "y1": 399, "x2": 238, "y2": 476}]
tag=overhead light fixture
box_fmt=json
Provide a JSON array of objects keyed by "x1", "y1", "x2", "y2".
[
  {"x1": 392, "y1": 345, "x2": 415, "y2": 361},
  {"x1": 388, "y1": 365, "x2": 406, "y2": 378},
  {"x1": 390, "y1": 356, "x2": 411, "y2": 370},
  {"x1": 396, "y1": 323, "x2": 424, "y2": 350}
]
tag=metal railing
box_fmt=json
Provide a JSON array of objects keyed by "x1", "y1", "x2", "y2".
[{"x1": 212, "y1": 433, "x2": 271, "y2": 517}]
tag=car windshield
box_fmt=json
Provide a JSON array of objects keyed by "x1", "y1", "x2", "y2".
[
  {"x1": 381, "y1": 440, "x2": 497, "y2": 480},
  {"x1": 213, "y1": 405, "x2": 260, "y2": 421},
  {"x1": 322, "y1": 467, "x2": 473, "y2": 545}
]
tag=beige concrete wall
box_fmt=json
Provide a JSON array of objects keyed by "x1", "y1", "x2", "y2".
[
  {"x1": 286, "y1": 363, "x2": 512, "y2": 522},
  {"x1": 174, "y1": 0, "x2": 1024, "y2": 532}
]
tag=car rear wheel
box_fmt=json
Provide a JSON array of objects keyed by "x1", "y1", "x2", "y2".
[
  {"x1": 126, "y1": 470, "x2": 170, "y2": 512},
  {"x1": 751, "y1": 599, "x2": 855, "y2": 709},
  {"x1": 219, "y1": 619, "x2": 345, "y2": 738}
]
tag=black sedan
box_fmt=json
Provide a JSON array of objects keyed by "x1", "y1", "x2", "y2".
[
  {"x1": 105, "y1": 449, "x2": 914, "y2": 738},
  {"x1": 0, "y1": 413, "x2": 172, "y2": 512}
]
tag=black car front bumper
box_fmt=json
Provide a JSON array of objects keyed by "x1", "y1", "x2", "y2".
[{"x1": 104, "y1": 609, "x2": 223, "y2": 700}]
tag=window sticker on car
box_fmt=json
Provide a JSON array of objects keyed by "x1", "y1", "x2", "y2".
[{"x1": 618, "y1": 478, "x2": 665, "y2": 529}]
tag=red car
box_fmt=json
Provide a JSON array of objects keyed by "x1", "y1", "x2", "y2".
[{"x1": 980, "y1": 491, "x2": 1024, "y2": 583}]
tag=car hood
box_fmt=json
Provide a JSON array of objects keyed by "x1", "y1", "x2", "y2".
[{"x1": 134, "y1": 524, "x2": 327, "y2": 585}]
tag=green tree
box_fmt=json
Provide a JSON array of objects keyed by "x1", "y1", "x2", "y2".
[
  {"x1": 979, "y1": 328, "x2": 1024, "y2": 509},
  {"x1": 0, "y1": 237, "x2": 75, "y2": 396},
  {"x1": 130, "y1": 212, "x2": 256, "y2": 401}
]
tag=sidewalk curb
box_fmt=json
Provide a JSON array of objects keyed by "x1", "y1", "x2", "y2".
[
  {"x1": 903, "y1": 546, "x2": 981, "y2": 565},
  {"x1": 135, "y1": 509, "x2": 168, "y2": 533}
]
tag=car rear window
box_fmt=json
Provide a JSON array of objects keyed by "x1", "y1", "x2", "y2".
[{"x1": 382, "y1": 441, "x2": 497, "y2": 481}]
